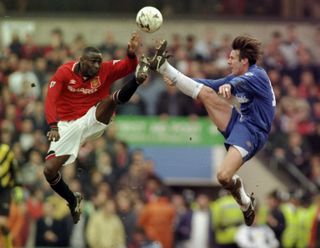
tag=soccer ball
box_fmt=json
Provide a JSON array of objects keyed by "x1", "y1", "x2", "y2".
[{"x1": 136, "y1": 6, "x2": 163, "y2": 33}]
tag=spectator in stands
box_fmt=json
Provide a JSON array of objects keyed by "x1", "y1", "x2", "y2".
[
  {"x1": 95, "y1": 150, "x2": 115, "y2": 183},
  {"x1": 8, "y1": 33, "x2": 23, "y2": 58},
  {"x1": 21, "y1": 149, "x2": 44, "y2": 188},
  {"x1": 263, "y1": 31, "x2": 285, "y2": 70},
  {"x1": 156, "y1": 83, "x2": 196, "y2": 116},
  {"x1": 139, "y1": 188, "x2": 175, "y2": 248},
  {"x1": 44, "y1": 28, "x2": 69, "y2": 56},
  {"x1": 21, "y1": 33, "x2": 42, "y2": 60},
  {"x1": 285, "y1": 131, "x2": 311, "y2": 176},
  {"x1": 266, "y1": 190, "x2": 285, "y2": 244},
  {"x1": 129, "y1": 227, "x2": 162, "y2": 248},
  {"x1": 136, "y1": 75, "x2": 166, "y2": 115},
  {"x1": 212, "y1": 191, "x2": 243, "y2": 248},
  {"x1": 86, "y1": 199, "x2": 125, "y2": 248},
  {"x1": 279, "y1": 189, "x2": 302, "y2": 247},
  {"x1": 172, "y1": 193, "x2": 193, "y2": 248},
  {"x1": 296, "y1": 191, "x2": 316, "y2": 248},
  {"x1": 99, "y1": 32, "x2": 119, "y2": 58},
  {"x1": 144, "y1": 175, "x2": 162, "y2": 203},
  {"x1": 8, "y1": 58, "x2": 40, "y2": 99},
  {"x1": 33, "y1": 58, "x2": 49, "y2": 89},
  {"x1": 116, "y1": 191, "x2": 137, "y2": 246},
  {"x1": 113, "y1": 140, "x2": 131, "y2": 180},
  {"x1": 19, "y1": 118, "x2": 35, "y2": 152},
  {"x1": 27, "y1": 100, "x2": 47, "y2": 131},
  {"x1": 69, "y1": 34, "x2": 87, "y2": 59},
  {"x1": 188, "y1": 194, "x2": 214, "y2": 248},
  {"x1": 24, "y1": 187, "x2": 44, "y2": 247},
  {"x1": 280, "y1": 24, "x2": 300, "y2": 72},
  {"x1": 309, "y1": 194, "x2": 320, "y2": 248},
  {"x1": 35, "y1": 200, "x2": 71, "y2": 247}
]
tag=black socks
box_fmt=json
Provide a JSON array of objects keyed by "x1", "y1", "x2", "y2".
[
  {"x1": 113, "y1": 77, "x2": 139, "y2": 104},
  {"x1": 49, "y1": 172, "x2": 76, "y2": 206}
]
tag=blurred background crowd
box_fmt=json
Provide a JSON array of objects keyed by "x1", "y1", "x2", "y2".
[
  {"x1": 1, "y1": 0, "x2": 320, "y2": 19},
  {"x1": 0, "y1": 23, "x2": 320, "y2": 248},
  {"x1": 1, "y1": 0, "x2": 320, "y2": 247}
]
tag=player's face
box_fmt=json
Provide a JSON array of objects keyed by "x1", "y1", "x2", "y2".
[
  {"x1": 80, "y1": 52, "x2": 103, "y2": 77},
  {"x1": 227, "y1": 50, "x2": 247, "y2": 76}
]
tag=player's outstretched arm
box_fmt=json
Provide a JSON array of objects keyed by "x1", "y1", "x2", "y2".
[{"x1": 127, "y1": 32, "x2": 140, "y2": 57}]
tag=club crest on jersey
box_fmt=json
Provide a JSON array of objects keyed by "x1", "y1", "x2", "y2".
[{"x1": 91, "y1": 77, "x2": 101, "y2": 89}]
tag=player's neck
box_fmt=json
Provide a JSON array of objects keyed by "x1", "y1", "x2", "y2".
[
  {"x1": 74, "y1": 62, "x2": 81, "y2": 75},
  {"x1": 76, "y1": 63, "x2": 90, "y2": 81}
]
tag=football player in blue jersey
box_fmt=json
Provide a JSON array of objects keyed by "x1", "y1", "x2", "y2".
[{"x1": 147, "y1": 36, "x2": 276, "y2": 226}]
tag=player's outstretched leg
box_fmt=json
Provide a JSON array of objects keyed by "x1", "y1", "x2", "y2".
[
  {"x1": 226, "y1": 175, "x2": 255, "y2": 226},
  {"x1": 44, "y1": 157, "x2": 83, "y2": 224},
  {"x1": 111, "y1": 55, "x2": 149, "y2": 105},
  {"x1": 148, "y1": 40, "x2": 203, "y2": 99},
  {"x1": 148, "y1": 40, "x2": 168, "y2": 72},
  {"x1": 135, "y1": 55, "x2": 150, "y2": 84},
  {"x1": 67, "y1": 192, "x2": 83, "y2": 224},
  {"x1": 97, "y1": 55, "x2": 149, "y2": 125}
]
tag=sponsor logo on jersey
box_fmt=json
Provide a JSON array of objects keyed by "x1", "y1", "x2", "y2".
[
  {"x1": 67, "y1": 86, "x2": 98, "y2": 94},
  {"x1": 49, "y1": 81, "x2": 56, "y2": 88},
  {"x1": 91, "y1": 77, "x2": 101, "y2": 89},
  {"x1": 236, "y1": 94, "x2": 249, "y2": 103}
]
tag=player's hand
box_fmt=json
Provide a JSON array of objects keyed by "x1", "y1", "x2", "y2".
[
  {"x1": 163, "y1": 76, "x2": 175, "y2": 86},
  {"x1": 219, "y1": 84, "x2": 232, "y2": 99},
  {"x1": 47, "y1": 127, "x2": 60, "y2": 142},
  {"x1": 127, "y1": 32, "x2": 140, "y2": 56}
]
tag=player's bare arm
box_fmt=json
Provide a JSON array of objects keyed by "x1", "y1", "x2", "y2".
[{"x1": 127, "y1": 32, "x2": 140, "y2": 56}]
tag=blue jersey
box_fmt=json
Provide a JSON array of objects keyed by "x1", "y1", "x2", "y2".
[{"x1": 195, "y1": 65, "x2": 276, "y2": 133}]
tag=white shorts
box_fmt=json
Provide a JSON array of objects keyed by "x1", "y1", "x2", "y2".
[{"x1": 48, "y1": 105, "x2": 109, "y2": 165}]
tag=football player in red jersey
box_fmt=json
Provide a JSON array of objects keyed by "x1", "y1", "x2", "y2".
[{"x1": 43, "y1": 32, "x2": 149, "y2": 224}]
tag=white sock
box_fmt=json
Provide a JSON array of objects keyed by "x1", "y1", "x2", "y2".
[
  {"x1": 233, "y1": 175, "x2": 251, "y2": 211},
  {"x1": 159, "y1": 61, "x2": 203, "y2": 99}
]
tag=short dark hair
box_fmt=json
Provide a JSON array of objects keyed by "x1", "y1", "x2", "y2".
[
  {"x1": 82, "y1": 46, "x2": 101, "y2": 56},
  {"x1": 232, "y1": 36, "x2": 262, "y2": 66}
]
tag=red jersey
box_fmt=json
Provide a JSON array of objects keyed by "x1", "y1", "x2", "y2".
[{"x1": 45, "y1": 56, "x2": 137, "y2": 125}]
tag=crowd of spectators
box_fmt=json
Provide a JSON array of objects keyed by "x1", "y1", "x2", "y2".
[
  {"x1": 0, "y1": 24, "x2": 320, "y2": 247},
  {"x1": 2, "y1": 0, "x2": 320, "y2": 19}
]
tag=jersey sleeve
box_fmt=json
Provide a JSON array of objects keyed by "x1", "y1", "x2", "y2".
[
  {"x1": 104, "y1": 55, "x2": 138, "y2": 83},
  {"x1": 45, "y1": 67, "x2": 65, "y2": 125},
  {"x1": 229, "y1": 72, "x2": 265, "y2": 96},
  {"x1": 194, "y1": 75, "x2": 235, "y2": 91}
]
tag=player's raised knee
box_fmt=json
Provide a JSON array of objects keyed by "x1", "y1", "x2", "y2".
[
  {"x1": 43, "y1": 162, "x2": 59, "y2": 182},
  {"x1": 217, "y1": 170, "x2": 233, "y2": 187},
  {"x1": 198, "y1": 86, "x2": 219, "y2": 102}
]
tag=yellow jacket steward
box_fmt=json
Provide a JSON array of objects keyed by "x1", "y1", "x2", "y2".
[{"x1": 0, "y1": 143, "x2": 19, "y2": 189}]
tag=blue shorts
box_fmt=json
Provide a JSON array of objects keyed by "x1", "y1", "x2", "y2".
[{"x1": 220, "y1": 108, "x2": 268, "y2": 162}]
